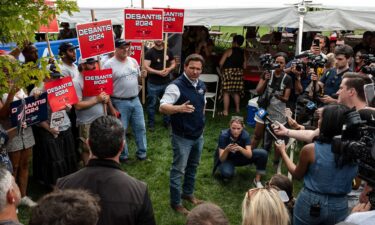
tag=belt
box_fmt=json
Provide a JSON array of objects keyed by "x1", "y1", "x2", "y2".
[{"x1": 111, "y1": 96, "x2": 137, "y2": 101}]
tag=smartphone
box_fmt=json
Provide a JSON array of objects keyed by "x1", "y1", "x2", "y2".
[
  {"x1": 313, "y1": 39, "x2": 320, "y2": 47},
  {"x1": 364, "y1": 83, "x2": 375, "y2": 107}
]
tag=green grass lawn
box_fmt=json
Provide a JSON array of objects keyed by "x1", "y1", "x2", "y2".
[{"x1": 20, "y1": 100, "x2": 303, "y2": 225}]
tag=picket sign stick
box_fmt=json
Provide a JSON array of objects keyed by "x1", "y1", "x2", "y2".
[
  {"x1": 90, "y1": 9, "x2": 107, "y2": 115},
  {"x1": 141, "y1": 0, "x2": 146, "y2": 104},
  {"x1": 45, "y1": 32, "x2": 53, "y2": 59},
  {"x1": 163, "y1": 33, "x2": 168, "y2": 70}
]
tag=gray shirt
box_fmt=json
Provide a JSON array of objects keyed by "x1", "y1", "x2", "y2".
[
  {"x1": 73, "y1": 75, "x2": 105, "y2": 125},
  {"x1": 103, "y1": 57, "x2": 140, "y2": 98},
  {"x1": 60, "y1": 63, "x2": 79, "y2": 80}
]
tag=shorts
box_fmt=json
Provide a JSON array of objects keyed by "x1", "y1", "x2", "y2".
[{"x1": 78, "y1": 124, "x2": 91, "y2": 154}]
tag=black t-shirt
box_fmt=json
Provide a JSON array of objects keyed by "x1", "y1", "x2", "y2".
[
  {"x1": 145, "y1": 47, "x2": 175, "y2": 85},
  {"x1": 261, "y1": 72, "x2": 293, "y2": 93}
]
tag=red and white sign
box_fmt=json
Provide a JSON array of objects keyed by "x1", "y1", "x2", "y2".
[
  {"x1": 45, "y1": 77, "x2": 78, "y2": 112},
  {"x1": 129, "y1": 42, "x2": 142, "y2": 65},
  {"x1": 38, "y1": 1, "x2": 59, "y2": 33},
  {"x1": 76, "y1": 20, "x2": 115, "y2": 59},
  {"x1": 82, "y1": 69, "x2": 113, "y2": 97},
  {"x1": 155, "y1": 8, "x2": 184, "y2": 33},
  {"x1": 124, "y1": 9, "x2": 163, "y2": 40}
]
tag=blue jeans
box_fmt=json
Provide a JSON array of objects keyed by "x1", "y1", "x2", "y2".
[
  {"x1": 147, "y1": 81, "x2": 170, "y2": 127},
  {"x1": 111, "y1": 97, "x2": 147, "y2": 159},
  {"x1": 170, "y1": 133, "x2": 204, "y2": 206},
  {"x1": 219, "y1": 148, "x2": 268, "y2": 178},
  {"x1": 294, "y1": 188, "x2": 349, "y2": 225}
]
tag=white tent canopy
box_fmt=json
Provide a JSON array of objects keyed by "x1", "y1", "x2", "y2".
[{"x1": 59, "y1": 0, "x2": 375, "y2": 31}]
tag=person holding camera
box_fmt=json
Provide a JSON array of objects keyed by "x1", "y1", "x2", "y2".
[
  {"x1": 275, "y1": 104, "x2": 358, "y2": 225},
  {"x1": 213, "y1": 116, "x2": 268, "y2": 188},
  {"x1": 251, "y1": 52, "x2": 292, "y2": 164}
]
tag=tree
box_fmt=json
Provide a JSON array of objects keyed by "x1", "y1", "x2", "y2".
[{"x1": 0, "y1": 0, "x2": 79, "y2": 95}]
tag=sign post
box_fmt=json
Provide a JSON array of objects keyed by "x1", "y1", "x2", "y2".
[{"x1": 124, "y1": 8, "x2": 164, "y2": 104}]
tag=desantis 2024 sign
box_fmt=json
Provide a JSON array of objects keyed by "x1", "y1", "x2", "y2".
[
  {"x1": 76, "y1": 20, "x2": 115, "y2": 59},
  {"x1": 124, "y1": 9, "x2": 163, "y2": 40}
]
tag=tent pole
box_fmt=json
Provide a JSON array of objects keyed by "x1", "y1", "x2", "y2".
[{"x1": 297, "y1": 14, "x2": 304, "y2": 54}]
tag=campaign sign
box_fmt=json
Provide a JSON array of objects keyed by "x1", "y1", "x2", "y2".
[
  {"x1": 155, "y1": 8, "x2": 184, "y2": 33},
  {"x1": 83, "y1": 69, "x2": 113, "y2": 97},
  {"x1": 45, "y1": 77, "x2": 78, "y2": 112},
  {"x1": 10, "y1": 93, "x2": 48, "y2": 127},
  {"x1": 76, "y1": 20, "x2": 115, "y2": 59},
  {"x1": 129, "y1": 42, "x2": 142, "y2": 65},
  {"x1": 38, "y1": 1, "x2": 59, "y2": 33},
  {"x1": 124, "y1": 9, "x2": 164, "y2": 40}
]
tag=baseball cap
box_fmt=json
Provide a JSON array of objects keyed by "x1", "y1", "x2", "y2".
[
  {"x1": 79, "y1": 57, "x2": 98, "y2": 64},
  {"x1": 58, "y1": 42, "x2": 79, "y2": 53},
  {"x1": 115, "y1": 39, "x2": 130, "y2": 48}
]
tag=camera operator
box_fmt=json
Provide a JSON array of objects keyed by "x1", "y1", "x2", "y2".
[
  {"x1": 252, "y1": 52, "x2": 292, "y2": 164},
  {"x1": 274, "y1": 72, "x2": 373, "y2": 143},
  {"x1": 311, "y1": 45, "x2": 353, "y2": 104}
]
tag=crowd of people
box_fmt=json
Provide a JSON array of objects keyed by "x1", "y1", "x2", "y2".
[{"x1": 0, "y1": 24, "x2": 375, "y2": 225}]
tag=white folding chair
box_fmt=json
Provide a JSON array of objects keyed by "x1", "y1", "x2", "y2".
[{"x1": 200, "y1": 74, "x2": 219, "y2": 118}]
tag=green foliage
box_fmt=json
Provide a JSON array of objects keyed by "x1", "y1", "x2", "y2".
[
  {"x1": 0, "y1": 0, "x2": 78, "y2": 95},
  {"x1": 0, "y1": 0, "x2": 79, "y2": 46},
  {"x1": 0, "y1": 56, "x2": 49, "y2": 95}
]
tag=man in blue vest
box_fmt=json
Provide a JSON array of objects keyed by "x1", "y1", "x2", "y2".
[{"x1": 159, "y1": 54, "x2": 206, "y2": 216}]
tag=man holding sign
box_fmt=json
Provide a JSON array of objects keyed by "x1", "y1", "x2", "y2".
[
  {"x1": 145, "y1": 40, "x2": 176, "y2": 131},
  {"x1": 59, "y1": 42, "x2": 79, "y2": 80},
  {"x1": 73, "y1": 57, "x2": 109, "y2": 165},
  {"x1": 104, "y1": 39, "x2": 148, "y2": 162}
]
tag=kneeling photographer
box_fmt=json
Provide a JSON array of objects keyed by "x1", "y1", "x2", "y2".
[{"x1": 251, "y1": 52, "x2": 292, "y2": 165}]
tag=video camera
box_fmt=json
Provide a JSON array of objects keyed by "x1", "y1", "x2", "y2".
[
  {"x1": 332, "y1": 109, "x2": 375, "y2": 186},
  {"x1": 291, "y1": 59, "x2": 304, "y2": 72},
  {"x1": 359, "y1": 54, "x2": 375, "y2": 75},
  {"x1": 295, "y1": 52, "x2": 326, "y2": 69},
  {"x1": 260, "y1": 54, "x2": 280, "y2": 71}
]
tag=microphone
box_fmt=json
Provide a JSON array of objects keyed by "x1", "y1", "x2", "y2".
[{"x1": 256, "y1": 108, "x2": 275, "y2": 125}]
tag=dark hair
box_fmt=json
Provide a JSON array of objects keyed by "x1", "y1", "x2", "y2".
[
  {"x1": 334, "y1": 44, "x2": 354, "y2": 59},
  {"x1": 274, "y1": 52, "x2": 288, "y2": 63},
  {"x1": 343, "y1": 72, "x2": 373, "y2": 101},
  {"x1": 317, "y1": 104, "x2": 350, "y2": 143},
  {"x1": 29, "y1": 189, "x2": 100, "y2": 225},
  {"x1": 233, "y1": 35, "x2": 245, "y2": 46},
  {"x1": 363, "y1": 31, "x2": 373, "y2": 38},
  {"x1": 89, "y1": 116, "x2": 125, "y2": 158},
  {"x1": 186, "y1": 203, "x2": 229, "y2": 225},
  {"x1": 356, "y1": 49, "x2": 368, "y2": 55},
  {"x1": 184, "y1": 53, "x2": 205, "y2": 67},
  {"x1": 269, "y1": 174, "x2": 293, "y2": 201}
]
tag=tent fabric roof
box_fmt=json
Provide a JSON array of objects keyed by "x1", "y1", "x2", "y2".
[{"x1": 59, "y1": 0, "x2": 375, "y2": 31}]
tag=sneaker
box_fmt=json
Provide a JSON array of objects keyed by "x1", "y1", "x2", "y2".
[
  {"x1": 253, "y1": 179, "x2": 264, "y2": 188},
  {"x1": 20, "y1": 196, "x2": 37, "y2": 207},
  {"x1": 137, "y1": 156, "x2": 152, "y2": 162}
]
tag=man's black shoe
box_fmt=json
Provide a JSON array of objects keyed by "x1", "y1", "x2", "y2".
[{"x1": 137, "y1": 156, "x2": 152, "y2": 162}]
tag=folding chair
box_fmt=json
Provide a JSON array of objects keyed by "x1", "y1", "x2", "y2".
[{"x1": 200, "y1": 74, "x2": 219, "y2": 118}]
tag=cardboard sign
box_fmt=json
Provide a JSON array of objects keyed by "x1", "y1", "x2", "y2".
[
  {"x1": 124, "y1": 9, "x2": 164, "y2": 40},
  {"x1": 82, "y1": 69, "x2": 113, "y2": 97},
  {"x1": 129, "y1": 42, "x2": 142, "y2": 65},
  {"x1": 50, "y1": 111, "x2": 65, "y2": 129},
  {"x1": 76, "y1": 20, "x2": 115, "y2": 59},
  {"x1": 45, "y1": 77, "x2": 78, "y2": 112},
  {"x1": 155, "y1": 8, "x2": 184, "y2": 33},
  {"x1": 10, "y1": 93, "x2": 48, "y2": 127},
  {"x1": 38, "y1": 1, "x2": 59, "y2": 33}
]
